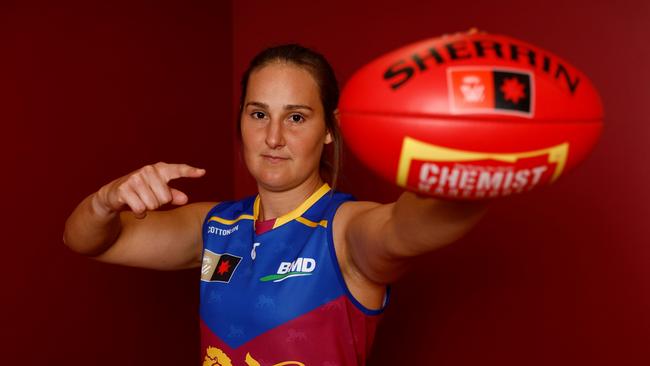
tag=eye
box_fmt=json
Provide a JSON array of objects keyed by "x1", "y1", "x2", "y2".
[
  {"x1": 289, "y1": 114, "x2": 305, "y2": 123},
  {"x1": 251, "y1": 111, "x2": 266, "y2": 119}
]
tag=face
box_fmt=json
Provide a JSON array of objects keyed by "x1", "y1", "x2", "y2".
[{"x1": 241, "y1": 62, "x2": 332, "y2": 192}]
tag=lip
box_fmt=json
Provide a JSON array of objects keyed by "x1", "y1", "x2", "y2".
[{"x1": 261, "y1": 154, "x2": 290, "y2": 163}]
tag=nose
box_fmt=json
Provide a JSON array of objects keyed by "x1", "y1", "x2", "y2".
[{"x1": 265, "y1": 118, "x2": 286, "y2": 149}]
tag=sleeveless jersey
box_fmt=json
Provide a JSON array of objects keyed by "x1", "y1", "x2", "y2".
[{"x1": 199, "y1": 184, "x2": 387, "y2": 365}]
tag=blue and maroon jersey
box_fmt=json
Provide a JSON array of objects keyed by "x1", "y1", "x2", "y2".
[{"x1": 200, "y1": 184, "x2": 387, "y2": 365}]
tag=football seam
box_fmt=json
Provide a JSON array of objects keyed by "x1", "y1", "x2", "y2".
[{"x1": 338, "y1": 110, "x2": 602, "y2": 124}]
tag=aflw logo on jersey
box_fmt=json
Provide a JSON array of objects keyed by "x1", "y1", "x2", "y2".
[
  {"x1": 201, "y1": 249, "x2": 242, "y2": 283},
  {"x1": 259, "y1": 257, "x2": 316, "y2": 283}
]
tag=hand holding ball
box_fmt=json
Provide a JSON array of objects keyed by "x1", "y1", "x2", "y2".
[{"x1": 339, "y1": 30, "x2": 603, "y2": 199}]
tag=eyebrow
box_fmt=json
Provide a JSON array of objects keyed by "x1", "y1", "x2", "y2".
[
  {"x1": 245, "y1": 101, "x2": 313, "y2": 111},
  {"x1": 285, "y1": 104, "x2": 313, "y2": 111}
]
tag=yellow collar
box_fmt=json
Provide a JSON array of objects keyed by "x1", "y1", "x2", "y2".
[{"x1": 253, "y1": 183, "x2": 331, "y2": 230}]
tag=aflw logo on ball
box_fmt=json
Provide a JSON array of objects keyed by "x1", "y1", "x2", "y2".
[
  {"x1": 447, "y1": 67, "x2": 534, "y2": 117},
  {"x1": 396, "y1": 137, "x2": 569, "y2": 199}
]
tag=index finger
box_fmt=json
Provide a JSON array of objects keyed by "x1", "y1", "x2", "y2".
[{"x1": 158, "y1": 163, "x2": 206, "y2": 182}]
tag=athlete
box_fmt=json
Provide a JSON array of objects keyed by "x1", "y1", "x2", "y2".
[{"x1": 64, "y1": 44, "x2": 487, "y2": 365}]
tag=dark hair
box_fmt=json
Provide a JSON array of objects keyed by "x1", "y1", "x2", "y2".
[{"x1": 238, "y1": 44, "x2": 342, "y2": 189}]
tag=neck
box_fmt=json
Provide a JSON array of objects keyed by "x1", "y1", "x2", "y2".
[{"x1": 256, "y1": 175, "x2": 325, "y2": 221}]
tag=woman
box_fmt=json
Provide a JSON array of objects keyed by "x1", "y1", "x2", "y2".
[{"x1": 64, "y1": 44, "x2": 486, "y2": 365}]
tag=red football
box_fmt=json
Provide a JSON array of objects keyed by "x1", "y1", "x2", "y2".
[{"x1": 339, "y1": 30, "x2": 603, "y2": 199}]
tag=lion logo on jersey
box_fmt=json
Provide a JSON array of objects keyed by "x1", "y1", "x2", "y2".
[{"x1": 203, "y1": 346, "x2": 304, "y2": 366}]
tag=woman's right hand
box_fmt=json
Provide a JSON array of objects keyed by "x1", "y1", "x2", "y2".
[
  {"x1": 64, "y1": 162, "x2": 212, "y2": 269},
  {"x1": 94, "y1": 162, "x2": 206, "y2": 219}
]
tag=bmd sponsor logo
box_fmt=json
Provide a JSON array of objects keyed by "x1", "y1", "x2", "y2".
[{"x1": 259, "y1": 257, "x2": 317, "y2": 283}]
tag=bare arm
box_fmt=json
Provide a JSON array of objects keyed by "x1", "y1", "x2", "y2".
[
  {"x1": 339, "y1": 191, "x2": 488, "y2": 285},
  {"x1": 63, "y1": 162, "x2": 213, "y2": 270}
]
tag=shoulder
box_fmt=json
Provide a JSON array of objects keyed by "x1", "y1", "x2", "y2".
[
  {"x1": 330, "y1": 199, "x2": 389, "y2": 308},
  {"x1": 204, "y1": 195, "x2": 256, "y2": 217},
  {"x1": 331, "y1": 201, "x2": 379, "y2": 265},
  {"x1": 185, "y1": 201, "x2": 220, "y2": 221},
  {"x1": 334, "y1": 200, "x2": 379, "y2": 223},
  {"x1": 333, "y1": 199, "x2": 393, "y2": 229},
  {"x1": 331, "y1": 199, "x2": 393, "y2": 259}
]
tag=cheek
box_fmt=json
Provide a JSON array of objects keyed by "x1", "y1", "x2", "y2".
[
  {"x1": 291, "y1": 132, "x2": 326, "y2": 160},
  {"x1": 241, "y1": 123, "x2": 260, "y2": 148},
  {"x1": 240, "y1": 126, "x2": 257, "y2": 165}
]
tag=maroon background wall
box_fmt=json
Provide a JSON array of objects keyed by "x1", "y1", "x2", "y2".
[
  {"x1": 233, "y1": 1, "x2": 649, "y2": 365},
  {"x1": 1, "y1": 1, "x2": 232, "y2": 364},
  {"x1": 2, "y1": 1, "x2": 648, "y2": 365}
]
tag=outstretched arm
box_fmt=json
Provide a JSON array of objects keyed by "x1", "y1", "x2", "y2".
[
  {"x1": 63, "y1": 162, "x2": 213, "y2": 270},
  {"x1": 338, "y1": 192, "x2": 487, "y2": 285}
]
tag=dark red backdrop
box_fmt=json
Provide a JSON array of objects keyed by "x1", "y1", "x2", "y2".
[
  {"x1": 2, "y1": 1, "x2": 648, "y2": 365},
  {"x1": 1, "y1": 1, "x2": 232, "y2": 364}
]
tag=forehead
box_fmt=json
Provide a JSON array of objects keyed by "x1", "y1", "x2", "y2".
[{"x1": 245, "y1": 62, "x2": 321, "y2": 108}]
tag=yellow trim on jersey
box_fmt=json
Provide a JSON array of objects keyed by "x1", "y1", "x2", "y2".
[
  {"x1": 253, "y1": 195, "x2": 260, "y2": 221},
  {"x1": 208, "y1": 214, "x2": 254, "y2": 225},
  {"x1": 295, "y1": 217, "x2": 328, "y2": 228},
  {"x1": 252, "y1": 183, "x2": 331, "y2": 230}
]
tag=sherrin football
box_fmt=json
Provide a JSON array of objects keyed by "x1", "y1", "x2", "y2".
[{"x1": 339, "y1": 30, "x2": 603, "y2": 200}]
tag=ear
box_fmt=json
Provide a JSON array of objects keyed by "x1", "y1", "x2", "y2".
[
  {"x1": 324, "y1": 109, "x2": 339, "y2": 145},
  {"x1": 324, "y1": 130, "x2": 333, "y2": 145}
]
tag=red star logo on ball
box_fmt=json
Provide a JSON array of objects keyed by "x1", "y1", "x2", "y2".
[{"x1": 500, "y1": 77, "x2": 526, "y2": 104}]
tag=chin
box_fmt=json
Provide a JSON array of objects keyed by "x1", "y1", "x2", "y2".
[
  {"x1": 252, "y1": 170, "x2": 294, "y2": 192},
  {"x1": 258, "y1": 179, "x2": 297, "y2": 193},
  {"x1": 247, "y1": 161, "x2": 319, "y2": 193}
]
